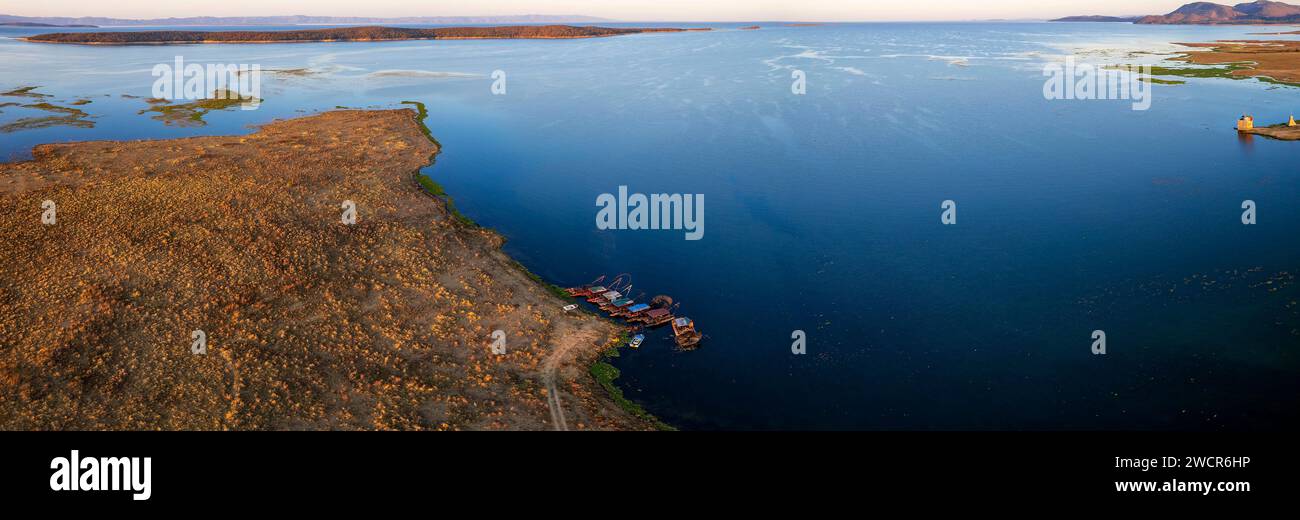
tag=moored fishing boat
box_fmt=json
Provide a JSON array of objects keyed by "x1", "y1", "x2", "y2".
[
  {"x1": 629, "y1": 334, "x2": 645, "y2": 349},
  {"x1": 623, "y1": 303, "x2": 651, "y2": 319},
  {"x1": 564, "y1": 277, "x2": 695, "y2": 342},
  {"x1": 575, "y1": 285, "x2": 607, "y2": 300},
  {"x1": 589, "y1": 289, "x2": 619, "y2": 304},
  {"x1": 637, "y1": 308, "x2": 674, "y2": 326},
  {"x1": 564, "y1": 276, "x2": 607, "y2": 297},
  {"x1": 607, "y1": 298, "x2": 635, "y2": 315},
  {"x1": 672, "y1": 317, "x2": 703, "y2": 349},
  {"x1": 596, "y1": 293, "x2": 624, "y2": 311},
  {"x1": 565, "y1": 286, "x2": 592, "y2": 297}
]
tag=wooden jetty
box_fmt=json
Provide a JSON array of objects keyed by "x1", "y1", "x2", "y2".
[{"x1": 564, "y1": 276, "x2": 703, "y2": 348}]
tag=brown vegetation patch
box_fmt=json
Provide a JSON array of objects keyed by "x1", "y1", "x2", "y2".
[
  {"x1": 0, "y1": 109, "x2": 647, "y2": 430},
  {"x1": 1172, "y1": 39, "x2": 1300, "y2": 84}
]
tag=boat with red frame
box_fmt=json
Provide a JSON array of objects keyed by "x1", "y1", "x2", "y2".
[
  {"x1": 562, "y1": 276, "x2": 702, "y2": 348},
  {"x1": 620, "y1": 303, "x2": 652, "y2": 319},
  {"x1": 594, "y1": 292, "x2": 623, "y2": 309},
  {"x1": 588, "y1": 289, "x2": 619, "y2": 304},
  {"x1": 671, "y1": 317, "x2": 703, "y2": 349},
  {"x1": 604, "y1": 298, "x2": 636, "y2": 315},
  {"x1": 564, "y1": 275, "x2": 607, "y2": 297},
  {"x1": 635, "y1": 308, "x2": 674, "y2": 327}
]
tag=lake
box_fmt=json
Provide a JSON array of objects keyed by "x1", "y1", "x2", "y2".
[{"x1": 2, "y1": 22, "x2": 1297, "y2": 430}]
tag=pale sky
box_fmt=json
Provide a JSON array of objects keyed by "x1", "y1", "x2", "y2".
[{"x1": 0, "y1": 1, "x2": 1196, "y2": 22}]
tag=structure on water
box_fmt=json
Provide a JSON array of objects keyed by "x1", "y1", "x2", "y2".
[
  {"x1": 1235, "y1": 114, "x2": 1299, "y2": 133},
  {"x1": 671, "y1": 317, "x2": 703, "y2": 349},
  {"x1": 636, "y1": 308, "x2": 674, "y2": 327},
  {"x1": 1238, "y1": 115, "x2": 1254, "y2": 131},
  {"x1": 563, "y1": 275, "x2": 702, "y2": 349}
]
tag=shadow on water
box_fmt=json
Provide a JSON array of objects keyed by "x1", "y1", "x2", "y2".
[{"x1": 1237, "y1": 131, "x2": 1255, "y2": 152}]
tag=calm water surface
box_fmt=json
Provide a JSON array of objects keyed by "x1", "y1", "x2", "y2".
[{"x1": 2, "y1": 22, "x2": 1297, "y2": 429}]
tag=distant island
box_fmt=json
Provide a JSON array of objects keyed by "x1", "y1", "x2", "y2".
[
  {"x1": 23, "y1": 25, "x2": 707, "y2": 45},
  {"x1": 0, "y1": 13, "x2": 612, "y2": 27},
  {"x1": 1049, "y1": 16, "x2": 1141, "y2": 22},
  {"x1": 1054, "y1": 1, "x2": 1300, "y2": 24},
  {"x1": 0, "y1": 22, "x2": 97, "y2": 28}
]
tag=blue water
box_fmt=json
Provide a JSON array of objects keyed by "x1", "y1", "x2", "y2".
[{"x1": 2, "y1": 22, "x2": 1297, "y2": 430}]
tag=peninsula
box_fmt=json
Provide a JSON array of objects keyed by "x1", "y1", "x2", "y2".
[
  {"x1": 1166, "y1": 39, "x2": 1300, "y2": 85},
  {"x1": 23, "y1": 25, "x2": 706, "y2": 45},
  {"x1": 0, "y1": 109, "x2": 655, "y2": 430},
  {"x1": 1241, "y1": 117, "x2": 1300, "y2": 139}
]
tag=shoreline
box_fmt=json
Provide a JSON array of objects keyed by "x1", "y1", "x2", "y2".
[
  {"x1": 399, "y1": 101, "x2": 673, "y2": 429},
  {"x1": 0, "y1": 107, "x2": 668, "y2": 431},
  {"x1": 1242, "y1": 123, "x2": 1300, "y2": 140},
  {"x1": 1161, "y1": 39, "x2": 1300, "y2": 86},
  {"x1": 19, "y1": 25, "x2": 711, "y2": 45},
  {"x1": 20, "y1": 35, "x2": 663, "y2": 45}
]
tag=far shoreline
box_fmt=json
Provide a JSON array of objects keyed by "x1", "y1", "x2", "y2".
[
  {"x1": 20, "y1": 25, "x2": 712, "y2": 45},
  {"x1": 20, "y1": 36, "x2": 673, "y2": 46}
]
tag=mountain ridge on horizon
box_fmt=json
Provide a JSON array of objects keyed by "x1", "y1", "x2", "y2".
[
  {"x1": 1054, "y1": 0, "x2": 1300, "y2": 24},
  {"x1": 0, "y1": 13, "x2": 615, "y2": 27}
]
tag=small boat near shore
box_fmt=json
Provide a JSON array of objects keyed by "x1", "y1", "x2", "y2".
[{"x1": 629, "y1": 334, "x2": 645, "y2": 349}]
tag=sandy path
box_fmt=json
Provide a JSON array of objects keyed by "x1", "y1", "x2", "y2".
[{"x1": 541, "y1": 321, "x2": 610, "y2": 431}]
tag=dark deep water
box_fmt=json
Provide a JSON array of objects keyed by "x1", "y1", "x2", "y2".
[{"x1": 2, "y1": 22, "x2": 1297, "y2": 429}]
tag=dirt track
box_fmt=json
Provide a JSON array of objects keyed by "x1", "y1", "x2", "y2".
[{"x1": 0, "y1": 109, "x2": 652, "y2": 430}]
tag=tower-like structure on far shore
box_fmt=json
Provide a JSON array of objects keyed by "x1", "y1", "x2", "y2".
[{"x1": 1238, "y1": 115, "x2": 1254, "y2": 131}]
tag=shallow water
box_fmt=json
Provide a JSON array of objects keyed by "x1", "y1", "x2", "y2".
[{"x1": 2, "y1": 22, "x2": 1297, "y2": 430}]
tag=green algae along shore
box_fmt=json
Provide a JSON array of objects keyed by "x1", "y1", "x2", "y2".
[{"x1": 0, "y1": 107, "x2": 665, "y2": 430}]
